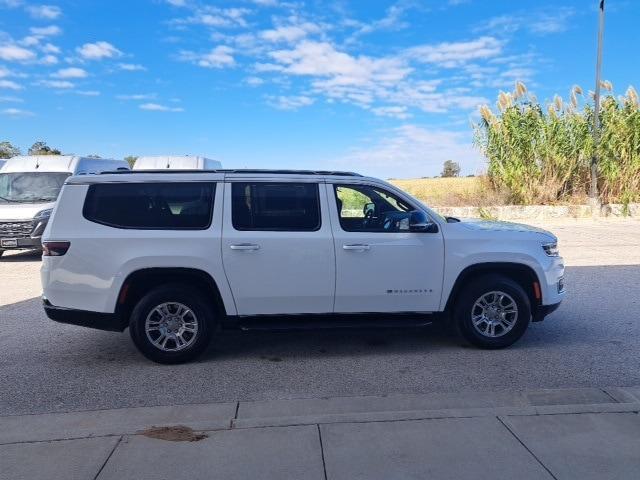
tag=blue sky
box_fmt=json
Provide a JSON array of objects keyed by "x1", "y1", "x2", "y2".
[{"x1": 0, "y1": 0, "x2": 638, "y2": 178}]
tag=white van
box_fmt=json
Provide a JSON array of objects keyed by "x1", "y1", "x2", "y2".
[
  {"x1": 132, "y1": 156, "x2": 222, "y2": 170},
  {"x1": 0, "y1": 155, "x2": 128, "y2": 256}
]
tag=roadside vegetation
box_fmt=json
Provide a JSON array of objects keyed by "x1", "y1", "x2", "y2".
[{"x1": 475, "y1": 81, "x2": 640, "y2": 206}]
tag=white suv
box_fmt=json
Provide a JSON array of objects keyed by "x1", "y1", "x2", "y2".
[{"x1": 41, "y1": 170, "x2": 565, "y2": 363}]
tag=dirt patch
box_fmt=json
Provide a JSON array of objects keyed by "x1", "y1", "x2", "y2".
[{"x1": 138, "y1": 425, "x2": 208, "y2": 442}]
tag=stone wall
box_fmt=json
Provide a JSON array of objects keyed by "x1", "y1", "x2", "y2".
[{"x1": 434, "y1": 203, "x2": 640, "y2": 220}]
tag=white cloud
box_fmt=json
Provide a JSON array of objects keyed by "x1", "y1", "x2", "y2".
[
  {"x1": 370, "y1": 105, "x2": 411, "y2": 120},
  {"x1": 174, "y1": 6, "x2": 250, "y2": 29},
  {"x1": 41, "y1": 43, "x2": 60, "y2": 54},
  {"x1": 407, "y1": 36, "x2": 502, "y2": 67},
  {"x1": 29, "y1": 25, "x2": 62, "y2": 37},
  {"x1": 351, "y1": 3, "x2": 413, "y2": 38},
  {"x1": 333, "y1": 125, "x2": 484, "y2": 178},
  {"x1": 2, "y1": 107, "x2": 34, "y2": 117},
  {"x1": 76, "y1": 41, "x2": 122, "y2": 60},
  {"x1": 20, "y1": 36, "x2": 40, "y2": 46},
  {"x1": 38, "y1": 79, "x2": 74, "y2": 89},
  {"x1": 260, "y1": 22, "x2": 321, "y2": 43},
  {"x1": 0, "y1": 79, "x2": 22, "y2": 90},
  {"x1": 117, "y1": 93, "x2": 156, "y2": 100},
  {"x1": 477, "y1": 9, "x2": 575, "y2": 36},
  {"x1": 118, "y1": 63, "x2": 146, "y2": 71},
  {"x1": 27, "y1": 4, "x2": 62, "y2": 19},
  {"x1": 267, "y1": 94, "x2": 315, "y2": 110},
  {"x1": 76, "y1": 90, "x2": 100, "y2": 96},
  {"x1": 52, "y1": 67, "x2": 87, "y2": 78},
  {"x1": 40, "y1": 54, "x2": 58, "y2": 64},
  {"x1": 244, "y1": 76, "x2": 264, "y2": 86},
  {"x1": 0, "y1": 0, "x2": 23, "y2": 7},
  {"x1": 180, "y1": 45, "x2": 235, "y2": 68},
  {"x1": 0, "y1": 95, "x2": 23, "y2": 102},
  {"x1": 165, "y1": 0, "x2": 187, "y2": 6},
  {"x1": 269, "y1": 41, "x2": 411, "y2": 87},
  {"x1": 0, "y1": 44, "x2": 36, "y2": 61},
  {"x1": 260, "y1": 40, "x2": 487, "y2": 116},
  {"x1": 139, "y1": 102, "x2": 184, "y2": 112},
  {"x1": 530, "y1": 9, "x2": 575, "y2": 34}
]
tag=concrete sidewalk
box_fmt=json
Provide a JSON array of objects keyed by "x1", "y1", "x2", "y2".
[{"x1": 2, "y1": 386, "x2": 640, "y2": 480}]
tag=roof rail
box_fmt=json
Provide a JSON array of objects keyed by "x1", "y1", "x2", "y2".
[{"x1": 99, "y1": 168, "x2": 362, "y2": 177}]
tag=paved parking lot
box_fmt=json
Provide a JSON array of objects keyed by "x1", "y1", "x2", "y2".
[{"x1": 1, "y1": 218, "x2": 639, "y2": 416}]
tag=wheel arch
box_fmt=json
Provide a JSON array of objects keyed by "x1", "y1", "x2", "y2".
[
  {"x1": 444, "y1": 262, "x2": 542, "y2": 316},
  {"x1": 115, "y1": 267, "x2": 228, "y2": 325}
]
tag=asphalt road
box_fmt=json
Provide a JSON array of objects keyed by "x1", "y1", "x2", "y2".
[{"x1": 1, "y1": 219, "x2": 639, "y2": 416}]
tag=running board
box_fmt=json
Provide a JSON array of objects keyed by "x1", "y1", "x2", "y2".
[{"x1": 229, "y1": 313, "x2": 436, "y2": 332}]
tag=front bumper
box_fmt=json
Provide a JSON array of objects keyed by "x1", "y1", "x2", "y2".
[
  {"x1": 532, "y1": 301, "x2": 562, "y2": 322},
  {"x1": 43, "y1": 298, "x2": 127, "y2": 332},
  {"x1": 0, "y1": 218, "x2": 48, "y2": 250}
]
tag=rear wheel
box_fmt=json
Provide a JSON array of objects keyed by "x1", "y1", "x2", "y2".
[
  {"x1": 129, "y1": 284, "x2": 215, "y2": 364},
  {"x1": 454, "y1": 274, "x2": 531, "y2": 349}
]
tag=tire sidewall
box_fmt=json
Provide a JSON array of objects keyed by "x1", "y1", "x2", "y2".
[
  {"x1": 455, "y1": 275, "x2": 531, "y2": 349},
  {"x1": 129, "y1": 285, "x2": 214, "y2": 364}
]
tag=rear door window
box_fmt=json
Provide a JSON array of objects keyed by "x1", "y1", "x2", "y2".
[
  {"x1": 83, "y1": 182, "x2": 215, "y2": 229},
  {"x1": 231, "y1": 182, "x2": 320, "y2": 231}
]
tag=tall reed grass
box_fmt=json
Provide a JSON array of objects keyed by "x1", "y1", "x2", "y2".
[{"x1": 474, "y1": 81, "x2": 640, "y2": 205}]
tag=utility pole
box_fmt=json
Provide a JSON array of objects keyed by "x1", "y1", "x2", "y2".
[{"x1": 590, "y1": 0, "x2": 605, "y2": 203}]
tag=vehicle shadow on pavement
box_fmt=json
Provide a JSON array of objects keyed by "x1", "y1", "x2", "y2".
[
  {"x1": 0, "y1": 250, "x2": 41, "y2": 262},
  {"x1": 2, "y1": 264, "x2": 638, "y2": 365}
]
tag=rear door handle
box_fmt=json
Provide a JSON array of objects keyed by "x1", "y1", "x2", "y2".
[
  {"x1": 230, "y1": 243, "x2": 260, "y2": 251},
  {"x1": 343, "y1": 244, "x2": 370, "y2": 251}
]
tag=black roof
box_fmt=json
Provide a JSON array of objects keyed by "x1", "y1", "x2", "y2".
[{"x1": 102, "y1": 169, "x2": 362, "y2": 177}]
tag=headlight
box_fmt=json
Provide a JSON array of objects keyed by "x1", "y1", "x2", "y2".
[
  {"x1": 34, "y1": 208, "x2": 53, "y2": 220},
  {"x1": 542, "y1": 242, "x2": 559, "y2": 257}
]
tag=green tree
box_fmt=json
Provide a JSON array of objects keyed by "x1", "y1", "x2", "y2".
[
  {"x1": 124, "y1": 156, "x2": 138, "y2": 168},
  {"x1": 441, "y1": 160, "x2": 461, "y2": 178},
  {"x1": 0, "y1": 141, "x2": 20, "y2": 159},
  {"x1": 28, "y1": 141, "x2": 61, "y2": 155}
]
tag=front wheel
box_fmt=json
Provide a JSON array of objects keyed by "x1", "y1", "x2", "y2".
[
  {"x1": 453, "y1": 274, "x2": 531, "y2": 349},
  {"x1": 129, "y1": 284, "x2": 215, "y2": 364}
]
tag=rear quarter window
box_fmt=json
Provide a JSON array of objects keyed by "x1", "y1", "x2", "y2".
[{"x1": 83, "y1": 182, "x2": 215, "y2": 230}]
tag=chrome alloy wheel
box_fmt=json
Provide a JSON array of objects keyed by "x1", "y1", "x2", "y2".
[
  {"x1": 471, "y1": 291, "x2": 518, "y2": 338},
  {"x1": 145, "y1": 302, "x2": 199, "y2": 352}
]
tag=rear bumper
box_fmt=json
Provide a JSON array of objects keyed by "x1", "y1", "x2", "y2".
[
  {"x1": 43, "y1": 298, "x2": 126, "y2": 332},
  {"x1": 532, "y1": 301, "x2": 561, "y2": 322}
]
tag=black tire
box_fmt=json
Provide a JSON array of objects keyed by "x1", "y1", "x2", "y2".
[
  {"x1": 0, "y1": 249, "x2": 4, "y2": 258},
  {"x1": 453, "y1": 274, "x2": 531, "y2": 349},
  {"x1": 129, "y1": 284, "x2": 215, "y2": 364}
]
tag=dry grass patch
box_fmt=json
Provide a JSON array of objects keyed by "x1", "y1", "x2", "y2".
[{"x1": 389, "y1": 177, "x2": 508, "y2": 207}]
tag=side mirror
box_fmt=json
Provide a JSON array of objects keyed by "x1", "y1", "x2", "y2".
[{"x1": 409, "y1": 210, "x2": 438, "y2": 233}]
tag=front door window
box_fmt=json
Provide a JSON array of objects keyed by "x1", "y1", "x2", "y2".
[{"x1": 334, "y1": 184, "x2": 413, "y2": 233}]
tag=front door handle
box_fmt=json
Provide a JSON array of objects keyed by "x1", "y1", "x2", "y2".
[
  {"x1": 230, "y1": 243, "x2": 260, "y2": 251},
  {"x1": 343, "y1": 244, "x2": 370, "y2": 251}
]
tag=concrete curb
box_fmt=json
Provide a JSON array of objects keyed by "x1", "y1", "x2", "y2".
[
  {"x1": 435, "y1": 202, "x2": 640, "y2": 220},
  {"x1": 1, "y1": 386, "x2": 639, "y2": 445}
]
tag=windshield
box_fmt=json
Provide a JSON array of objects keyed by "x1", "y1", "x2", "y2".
[{"x1": 0, "y1": 172, "x2": 71, "y2": 203}]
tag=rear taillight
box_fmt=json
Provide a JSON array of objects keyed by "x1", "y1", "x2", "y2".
[{"x1": 42, "y1": 241, "x2": 70, "y2": 256}]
